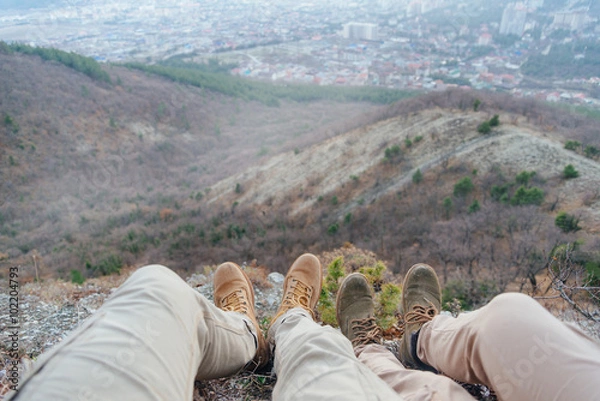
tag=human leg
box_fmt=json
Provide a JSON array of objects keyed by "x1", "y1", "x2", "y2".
[
  {"x1": 337, "y1": 272, "x2": 472, "y2": 401},
  {"x1": 417, "y1": 292, "x2": 600, "y2": 401},
  {"x1": 268, "y1": 255, "x2": 403, "y2": 401},
  {"x1": 8, "y1": 264, "x2": 260, "y2": 401},
  {"x1": 357, "y1": 344, "x2": 474, "y2": 401}
]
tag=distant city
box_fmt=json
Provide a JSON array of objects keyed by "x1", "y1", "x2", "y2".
[{"x1": 1, "y1": 0, "x2": 599, "y2": 107}]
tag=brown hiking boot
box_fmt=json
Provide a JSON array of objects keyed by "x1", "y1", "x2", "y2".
[
  {"x1": 214, "y1": 262, "x2": 269, "y2": 370},
  {"x1": 336, "y1": 273, "x2": 382, "y2": 347},
  {"x1": 398, "y1": 263, "x2": 441, "y2": 371},
  {"x1": 270, "y1": 253, "x2": 323, "y2": 325}
]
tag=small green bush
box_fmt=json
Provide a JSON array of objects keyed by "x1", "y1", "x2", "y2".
[
  {"x1": 515, "y1": 171, "x2": 536, "y2": 186},
  {"x1": 555, "y1": 212, "x2": 581, "y2": 233},
  {"x1": 318, "y1": 257, "x2": 346, "y2": 325},
  {"x1": 564, "y1": 140, "x2": 581, "y2": 151},
  {"x1": 414, "y1": 135, "x2": 423, "y2": 143},
  {"x1": 412, "y1": 168, "x2": 423, "y2": 184},
  {"x1": 376, "y1": 283, "x2": 402, "y2": 330},
  {"x1": 70, "y1": 270, "x2": 85, "y2": 284},
  {"x1": 327, "y1": 223, "x2": 339, "y2": 235},
  {"x1": 510, "y1": 186, "x2": 544, "y2": 206},
  {"x1": 404, "y1": 138, "x2": 413, "y2": 148},
  {"x1": 442, "y1": 279, "x2": 498, "y2": 310},
  {"x1": 87, "y1": 255, "x2": 122, "y2": 276},
  {"x1": 443, "y1": 197, "x2": 453, "y2": 218},
  {"x1": 383, "y1": 145, "x2": 402, "y2": 163},
  {"x1": 473, "y1": 99, "x2": 481, "y2": 111},
  {"x1": 490, "y1": 184, "x2": 510, "y2": 202},
  {"x1": 563, "y1": 164, "x2": 579, "y2": 179},
  {"x1": 468, "y1": 199, "x2": 481, "y2": 213},
  {"x1": 344, "y1": 213, "x2": 352, "y2": 225},
  {"x1": 359, "y1": 261, "x2": 386, "y2": 289},
  {"x1": 585, "y1": 261, "x2": 600, "y2": 288},
  {"x1": 584, "y1": 145, "x2": 599, "y2": 159},
  {"x1": 489, "y1": 114, "x2": 500, "y2": 127},
  {"x1": 453, "y1": 177, "x2": 474, "y2": 197},
  {"x1": 477, "y1": 121, "x2": 491, "y2": 134}
]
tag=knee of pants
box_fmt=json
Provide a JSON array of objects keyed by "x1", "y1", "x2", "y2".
[
  {"x1": 126, "y1": 264, "x2": 190, "y2": 295},
  {"x1": 486, "y1": 292, "x2": 538, "y2": 313},
  {"x1": 478, "y1": 292, "x2": 541, "y2": 334}
]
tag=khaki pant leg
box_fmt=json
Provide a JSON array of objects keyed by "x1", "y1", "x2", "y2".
[
  {"x1": 418, "y1": 292, "x2": 600, "y2": 401},
  {"x1": 7, "y1": 265, "x2": 256, "y2": 401},
  {"x1": 356, "y1": 344, "x2": 474, "y2": 401},
  {"x1": 269, "y1": 308, "x2": 404, "y2": 401}
]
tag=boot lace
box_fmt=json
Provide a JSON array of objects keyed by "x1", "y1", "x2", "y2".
[
  {"x1": 281, "y1": 278, "x2": 314, "y2": 318},
  {"x1": 400, "y1": 302, "x2": 438, "y2": 337},
  {"x1": 350, "y1": 317, "x2": 382, "y2": 347},
  {"x1": 221, "y1": 290, "x2": 249, "y2": 314}
]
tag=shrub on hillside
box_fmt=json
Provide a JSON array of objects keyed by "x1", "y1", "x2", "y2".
[
  {"x1": 383, "y1": 145, "x2": 403, "y2": 163},
  {"x1": 86, "y1": 254, "x2": 122, "y2": 276},
  {"x1": 412, "y1": 168, "x2": 423, "y2": 184},
  {"x1": 442, "y1": 197, "x2": 453, "y2": 218},
  {"x1": 555, "y1": 212, "x2": 581, "y2": 233},
  {"x1": 477, "y1": 121, "x2": 491, "y2": 134},
  {"x1": 515, "y1": 170, "x2": 536, "y2": 186},
  {"x1": 70, "y1": 269, "x2": 85, "y2": 284},
  {"x1": 453, "y1": 177, "x2": 474, "y2": 197},
  {"x1": 318, "y1": 257, "x2": 401, "y2": 330},
  {"x1": 442, "y1": 279, "x2": 499, "y2": 311},
  {"x1": 584, "y1": 145, "x2": 599, "y2": 159},
  {"x1": 489, "y1": 114, "x2": 500, "y2": 127},
  {"x1": 563, "y1": 164, "x2": 579, "y2": 179},
  {"x1": 468, "y1": 199, "x2": 481, "y2": 213},
  {"x1": 510, "y1": 186, "x2": 544, "y2": 206},
  {"x1": 490, "y1": 184, "x2": 510, "y2": 202},
  {"x1": 564, "y1": 140, "x2": 581, "y2": 151}
]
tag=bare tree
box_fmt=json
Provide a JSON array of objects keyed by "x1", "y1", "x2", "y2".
[{"x1": 543, "y1": 245, "x2": 600, "y2": 323}]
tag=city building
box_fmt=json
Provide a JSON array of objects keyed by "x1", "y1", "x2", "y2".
[
  {"x1": 406, "y1": 1, "x2": 423, "y2": 18},
  {"x1": 478, "y1": 33, "x2": 492, "y2": 46},
  {"x1": 342, "y1": 22, "x2": 378, "y2": 41},
  {"x1": 553, "y1": 10, "x2": 588, "y2": 31},
  {"x1": 499, "y1": 3, "x2": 528, "y2": 36},
  {"x1": 527, "y1": 0, "x2": 544, "y2": 9}
]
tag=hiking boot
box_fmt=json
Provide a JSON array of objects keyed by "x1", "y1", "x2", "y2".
[
  {"x1": 398, "y1": 263, "x2": 441, "y2": 372},
  {"x1": 270, "y1": 253, "x2": 323, "y2": 325},
  {"x1": 336, "y1": 273, "x2": 382, "y2": 347},
  {"x1": 214, "y1": 262, "x2": 269, "y2": 370}
]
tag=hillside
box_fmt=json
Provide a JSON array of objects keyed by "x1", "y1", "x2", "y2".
[
  {"x1": 0, "y1": 50, "x2": 389, "y2": 278},
  {"x1": 0, "y1": 50, "x2": 599, "y2": 309}
]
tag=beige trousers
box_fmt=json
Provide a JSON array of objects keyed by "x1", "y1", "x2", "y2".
[
  {"x1": 8, "y1": 265, "x2": 258, "y2": 400},
  {"x1": 269, "y1": 308, "x2": 404, "y2": 401},
  {"x1": 7, "y1": 265, "x2": 403, "y2": 401},
  {"x1": 359, "y1": 292, "x2": 600, "y2": 401}
]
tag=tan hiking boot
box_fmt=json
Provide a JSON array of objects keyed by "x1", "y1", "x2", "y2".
[
  {"x1": 271, "y1": 253, "x2": 323, "y2": 324},
  {"x1": 214, "y1": 262, "x2": 270, "y2": 370},
  {"x1": 398, "y1": 263, "x2": 441, "y2": 371},
  {"x1": 336, "y1": 273, "x2": 382, "y2": 348}
]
